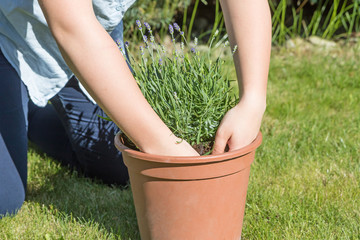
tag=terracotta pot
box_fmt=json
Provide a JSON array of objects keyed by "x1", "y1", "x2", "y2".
[{"x1": 115, "y1": 132, "x2": 262, "y2": 240}]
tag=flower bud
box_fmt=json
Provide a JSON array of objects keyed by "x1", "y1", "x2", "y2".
[
  {"x1": 136, "y1": 20, "x2": 142, "y2": 30},
  {"x1": 169, "y1": 24, "x2": 174, "y2": 35},
  {"x1": 173, "y1": 23, "x2": 181, "y2": 32},
  {"x1": 144, "y1": 22, "x2": 151, "y2": 31}
]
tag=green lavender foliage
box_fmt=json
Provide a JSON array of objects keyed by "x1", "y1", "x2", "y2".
[{"x1": 123, "y1": 22, "x2": 236, "y2": 145}]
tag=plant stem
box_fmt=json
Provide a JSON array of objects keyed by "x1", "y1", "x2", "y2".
[{"x1": 187, "y1": 0, "x2": 200, "y2": 41}]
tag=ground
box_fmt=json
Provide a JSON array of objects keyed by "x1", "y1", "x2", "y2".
[{"x1": 1, "y1": 41, "x2": 359, "y2": 239}]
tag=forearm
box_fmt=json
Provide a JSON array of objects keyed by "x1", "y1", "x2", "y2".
[
  {"x1": 63, "y1": 35, "x2": 173, "y2": 153},
  {"x1": 220, "y1": 0, "x2": 271, "y2": 109},
  {"x1": 38, "y1": 0, "x2": 189, "y2": 154}
]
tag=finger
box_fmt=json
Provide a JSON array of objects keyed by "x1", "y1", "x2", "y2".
[
  {"x1": 212, "y1": 131, "x2": 230, "y2": 155},
  {"x1": 227, "y1": 132, "x2": 257, "y2": 152},
  {"x1": 227, "y1": 138, "x2": 240, "y2": 152}
]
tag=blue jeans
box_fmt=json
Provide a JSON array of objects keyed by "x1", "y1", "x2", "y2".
[{"x1": 0, "y1": 49, "x2": 129, "y2": 217}]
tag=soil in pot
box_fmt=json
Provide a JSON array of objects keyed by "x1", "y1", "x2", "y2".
[{"x1": 120, "y1": 133, "x2": 229, "y2": 155}]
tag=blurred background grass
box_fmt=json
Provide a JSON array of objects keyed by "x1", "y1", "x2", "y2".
[{"x1": 124, "y1": 0, "x2": 360, "y2": 44}]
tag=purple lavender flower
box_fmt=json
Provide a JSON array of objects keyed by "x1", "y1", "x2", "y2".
[
  {"x1": 173, "y1": 23, "x2": 180, "y2": 32},
  {"x1": 159, "y1": 58, "x2": 163, "y2": 65},
  {"x1": 144, "y1": 22, "x2": 151, "y2": 31},
  {"x1": 140, "y1": 46, "x2": 144, "y2": 55},
  {"x1": 143, "y1": 35, "x2": 148, "y2": 43},
  {"x1": 150, "y1": 36, "x2": 155, "y2": 43},
  {"x1": 180, "y1": 31, "x2": 184, "y2": 36},
  {"x1": 169, "y1": 24, "x2": 174, "y2": 35},
  {"x1": 136, "y1": 20, "x2": 142, "y2": 30},
  {"x1": 125, "y1": 41, "x2": 129, "y2": 48},
  {"x1": 191, "y1": 47, "x2": 196, "y2": 54}
]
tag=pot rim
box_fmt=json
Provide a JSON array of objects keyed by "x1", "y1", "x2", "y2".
[{"x1": 114, "y1": 132, "x2": 262, "y2": 164}]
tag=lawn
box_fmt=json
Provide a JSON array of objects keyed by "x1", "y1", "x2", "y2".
[{"x1": 1, "y1": 42, "x2": 359, "y2": 239}]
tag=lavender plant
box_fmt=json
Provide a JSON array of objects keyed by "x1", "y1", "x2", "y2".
[{"x1": 122, "y1": 21, "x2": 237, "y2": 152}]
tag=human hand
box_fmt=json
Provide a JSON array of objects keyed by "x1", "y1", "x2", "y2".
[
  {"x1": 172, "y1": 138, "x2": 201, "y2": 157},
  {"x1": 212, "y1": 97, "x2": 266, "y2": 154},
  {"x1": 141, "y1": 134, "x2": 200, "y2": 157}
]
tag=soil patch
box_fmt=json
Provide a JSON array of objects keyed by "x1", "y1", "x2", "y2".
[{"x1": 120, "y1": 133, "x2": 216, "y2": 155}]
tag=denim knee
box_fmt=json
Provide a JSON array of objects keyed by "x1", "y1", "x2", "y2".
[{"x1": 0, "y1": 180, "x2": 25, "y2": 218}]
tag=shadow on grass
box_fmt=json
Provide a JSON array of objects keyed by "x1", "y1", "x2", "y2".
[{"x1": 26, "y1": 145, "x2": 140, "y2": 239}]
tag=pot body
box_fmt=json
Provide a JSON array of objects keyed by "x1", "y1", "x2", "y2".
[{"x1": 115, "y1": 132, "x2": 262, "y2": 240}]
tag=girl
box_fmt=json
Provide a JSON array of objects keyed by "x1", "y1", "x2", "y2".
[{"x1": 0, "y1": 0, "x2": 271, "y2": 216}]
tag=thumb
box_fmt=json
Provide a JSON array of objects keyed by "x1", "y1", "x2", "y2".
[{"x1": 212, "y1": 131, "x2": 230, "y2": 155}]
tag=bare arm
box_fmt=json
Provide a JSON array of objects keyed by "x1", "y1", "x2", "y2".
[
  {"x1": 213, "y1": 0, "x2": 271, "y2": 154},
  {"x1": 38, "y1": 0, "x2": 198, "y2": 156}
]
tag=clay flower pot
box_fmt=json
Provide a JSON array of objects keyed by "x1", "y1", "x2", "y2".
[{"x1": 115, "y1": 132, "x2": 262, "y2": 240}]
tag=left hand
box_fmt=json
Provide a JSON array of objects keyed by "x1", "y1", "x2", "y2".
[{"x1": 212, "y1": 97, "x2": 265, "y2": 154}]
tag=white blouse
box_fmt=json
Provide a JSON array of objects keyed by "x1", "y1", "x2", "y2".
[{"x1": 0, "y1": 0, "x2": 135, "y2": 106}]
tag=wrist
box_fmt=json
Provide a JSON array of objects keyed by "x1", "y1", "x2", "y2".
[
  {"x1": 238, "y1": 91, "x2": 266, "y2": 114},
  {"x1": 142, "y1": 132, "x2": 198, "y2": 156}
]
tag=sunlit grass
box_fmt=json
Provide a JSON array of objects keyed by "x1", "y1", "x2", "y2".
[
  {"x1": 0, "y1": 150, "x2": 139, "y2": 240},
  {"x1": 1, "y1": 43, "x2": 359, "y2": 239},
  {"x1": 243, "y1": 43, "x2": 360, "y2": 239}
]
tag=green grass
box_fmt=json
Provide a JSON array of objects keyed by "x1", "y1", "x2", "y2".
[
  {"x1": 243, "y1": 43, "x2": 360, "y2": 239},
  {"x1": 0, "y1": 150, "x2": 139, "y2": 240},
  {"x1": 1, "y1": 43, "x2": 359, "y2": 239}
]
